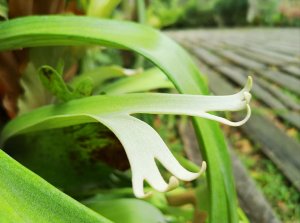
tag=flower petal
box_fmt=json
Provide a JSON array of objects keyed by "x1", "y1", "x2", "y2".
[
  {"x1": 86, "y1": 77, "x2": 252, "y2": 197},
  {"x1": 91, "y1": 114, "x2": 205, "y2": 198}
]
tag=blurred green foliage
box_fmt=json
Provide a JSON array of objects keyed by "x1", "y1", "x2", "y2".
[
  {"x1": 146, "y1": 0, "x2": 186, "y2": 28},
  {"x1": 146, "y1": 0, "x2": 300, "y2": 28}
]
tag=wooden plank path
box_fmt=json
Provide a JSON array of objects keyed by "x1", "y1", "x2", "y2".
[{"x1": 166, "y1": 29, "x2": 300, "y2": 193}]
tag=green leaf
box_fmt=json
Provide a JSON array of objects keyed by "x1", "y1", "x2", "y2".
[
  {"x1": 85, "y1": 198, "x2": 166, "y2": 223},
  {"x1": 0, "y1": 16, "x2": 239, "y2": 222},
  {"x1": 0, "y1": 149, "x2": 112, "y2": 223}
]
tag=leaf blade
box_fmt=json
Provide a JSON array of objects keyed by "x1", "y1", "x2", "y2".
[{"x1": 0, "y1": 149, "x2": 113, "y2": 223}]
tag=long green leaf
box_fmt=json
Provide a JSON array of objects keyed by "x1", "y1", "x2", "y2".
[
  {"x1": 0, "y1": 149, "x2": 112, "y2": 223},
  {"x1": 0, "y1": 16, "x2": 237, "y2": 222}
]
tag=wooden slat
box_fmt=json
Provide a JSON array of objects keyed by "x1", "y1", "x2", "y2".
[
  {"x1": 253, "y1": 77, "x2": 300, "y2": 111},
  {"x1": 234, "y1": 46, "x2": 300, "y2": 65},
  {"x1": 183, "y1": 41, "x2": 300, "y2": 128},
  {"x1": 207, "y1": 49, "x2": 266, "y2": 71},
  {"x1": 193, "y1": 48, "x2": 225, "y2": 67},
  {"x1": 282, "y1": 65, "x2": 300, "y2": 78},
  {"x1": 234, "y1": 48, "x2": 287, "y2": 66},
  {"x1": 203, "y1": 44, "x2": 300, "y2": 96},
  {"x1": 215, "y1": 34, "x2": 300, "y2": 57},
  {"x1": 264, "y1": 44, "x2": 300, "y2": 57},
  {"x1": 217, "y1": 49, "x2": 265, "y2": 71},
  {"x1": 227, "y1": 41, "x2": 300, "y2": 64},
  {"x1": 230, "y1": 149, "x2": 281, "y2": 223},
  {"x1": 247, "y1": 47, "x2": 300, "y2": 65},
  {"x1": 256, "y1": 70, "x2": 300, "y2": 95},
  {"x1": 212, "y1": 65, "x2": 300, "y2": 129},
  {"x1": 192, "y1": 41, "x2": 300, "y2": 95}
]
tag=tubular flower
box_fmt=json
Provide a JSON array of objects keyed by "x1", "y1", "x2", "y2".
[
  {"x1": 1, "y1": 77, "x2": 252, "y2": 198},
  {"x1": 91, "y1": 76, "x2": 253, "y2": 198}
]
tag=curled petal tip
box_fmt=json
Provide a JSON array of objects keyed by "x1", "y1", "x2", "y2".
[
  {"x1": 243, "y1": 104, "x2": 251, "y2": 124},
  {"x1": 143, "y1": 191, "x2": 153, "y2": 199},
  {"x1": 224, "y1": 103, "x2": 251, "y2": 127},
  {"x1": 178, "y1": 161, "x2": 207, "y2": 181},
  {"x1": 192, "y1": 161, "x2": 207, "y2": 179},
  {"x1": 167, "y1": 176, "x2": 179, "y2": 191},
  {"x1": 244, "y1": 92, "x2": 252, "y2": 104},
  {"x1": 199, "y1": 161, "x2": 207, "y2": 175},
  {"x1": 137, "y1": 191, "x2": 153, "y2": 199},
  {"x1": 246, "y1": 76, "x2": 253, "y2": 91},
  {"x1": 236, "y1": 104, "x2": 251, "y2": 126}
]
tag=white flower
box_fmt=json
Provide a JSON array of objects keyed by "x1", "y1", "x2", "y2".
[
  {"x1": 1, "y1": 75, "x2": 252, "y2": 198},
  {"x1": 91, "y1": 76, "x2": 252, "y2": 198}
]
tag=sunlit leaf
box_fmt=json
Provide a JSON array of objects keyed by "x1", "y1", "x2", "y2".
[{"x1": 0, "y1": 149, "x2": 112, "y2": 223}]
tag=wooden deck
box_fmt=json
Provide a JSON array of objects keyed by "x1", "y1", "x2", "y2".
[{"x1": 167, "y1": 28, "x2": 300, "y2": 221}]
